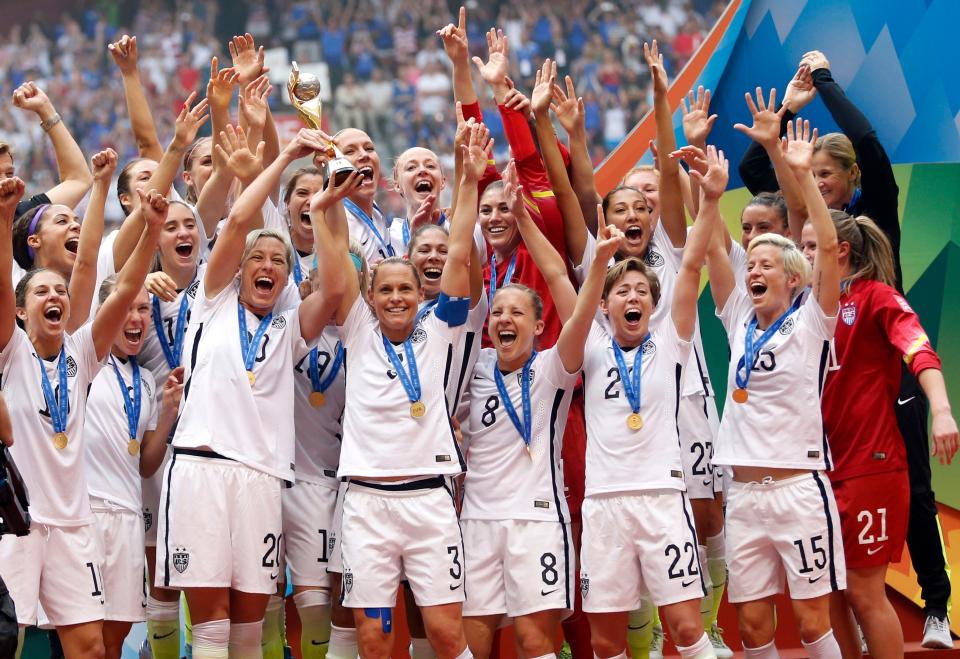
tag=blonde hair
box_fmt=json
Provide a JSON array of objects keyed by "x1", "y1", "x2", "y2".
[
  {"x1": 747, "y1": 233, "x2": 811, "y2": 294},
  {"x1": 834, "y1": 215, "x2": 896, "y2": 287},
  {"x1": 241, "y1": 229, "x2": 295, "y2": 273},
  {"x1": 814, "y1": 133, "x2": 860, "y2": 187}
]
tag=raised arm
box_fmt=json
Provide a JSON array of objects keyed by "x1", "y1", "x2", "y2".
[
  {"x1": 644, "y1": 41, "x2": 685, "y2": 248},
  {"x1": 93, "y1": 189, "x2": 164, "y2": 360},
  {"x1": 556, "y1": 209, "x2": 623, "y2": 373},
  {"x1": 674, "y1": 146, "x2": 727, "y2": 341},
  {"x1": 298, "y1": 184, "x2": 351, "y2": 342},
  {"x1": 438, "y1": 6, "x2": 479, "y2": 106},
  {"x1": 113, "y1": 92, "x2": 209, "y2": 269},
  {"x1": 0, "y1": 178, "x2": 25, "y2": 351},
  {"x1": 140, "y1": 366, "x2": 184, "y2": 478},
  {"x1": 67, "y1": 149, "x2": 118, "y2": 333},
  {"x1": 442, "y1": 122, "x2": 491, "y2": 301},
  {"x1": 680, "y1": 85, "x2": 717, "y2": 217},
  {"x1": 108, "y1": 35, "x2": 164, "y2": 161},
  {"x1": 207, "y1": 57, "x2": 240, "y2": 175},
  {"x1": 11, "y1": 82, "x2": 92, "y2": 208},
  {"x1": 782, "y1": 119, "x2": 839, "y2": 314},
  {"x1": 531, "y1": 59, "x2": 588, "y2": 267},
  {"x1": 312, "y1": 173, "x2": 363, "y2": 326},
  {"x1": 733, "y1": 88, "x2": 807, "y2": 240},
  {"x1": 230, "y1": 33, "x2": 279, "y2": 169},
  {"x1": 551, "y1": 74, "x2": 601, "y2": 237},
  {"x1": 918, "y1": 369, "x2": 959, "y2": 466}
]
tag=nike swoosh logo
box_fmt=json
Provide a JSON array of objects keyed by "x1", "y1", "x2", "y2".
[
  {"x1": 311, "y1": 640, "x2": 329, "y2": 646},
  {"x1": 449, "y1": 584, "x2": 460, "y2": 590},
  {"x1": 153, "y1": 631, "x2": 176, "y2": 640},
  {"x1": 897, "y1": 396, "x2": 915, "y2": 406},
  {"x1": 866, "y1": 545, "x2": 884, "y2": 556},
  {"x1": 270, "y1": 571, "x2": 279, "y2": 580},
  {"x1": 702, "y1": 479, "x2": 712, "y2": 487},
  {"x1": 681, "y1": 579, "x2": 696, "y2": 588},
  {"x1": 541, "y1": 588, "x2": 559, "y2": 596},
  {"x1": 808, "y1": 575, "x2": 823, "y2": 583},
  {"x1": 628, "y1": 621, "x2": 651, "y2": 631}
]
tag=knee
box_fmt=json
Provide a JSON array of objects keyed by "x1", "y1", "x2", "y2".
[
  {"x1": 671, "y1": 617, "x2": 705, "y2": 648},
  {"x1": 738, "y1": 615, "x2": 775, "y2": 648},
  {"x1": 82, "y1": 639, "x2": 106, "y2": 659},
  {"x1": 517, "y1": 631, "x2": 553, "y2": 658},
  {"x1": 590, "y1": 634, "x2": 624, "y2": 658},
  {"x1": 795, "y1": 609, "x2": 831, "y2": 644},
  {"x1": 425, "y1": 623, "x2": 466, "y2": 658}
]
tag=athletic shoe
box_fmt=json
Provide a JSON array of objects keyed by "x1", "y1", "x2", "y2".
[
  {"x1": 709, "y1": 624, "x2": 733, "y2": 659},
  {"x1": 858, "y1": 623, "x2": 868, "y2": 654},
  {"x1": 139, "y1": 639, "x2": 153, "y2": 659},
  {"x1": 559, "y1": 641, "x2": 573, "y2": 659},
  {"x1": 922, "y1": 614, "x2": 954, "y2": 649},
  {"x1": 650, "y1": 624, "x2": 664, "y2": 659}
]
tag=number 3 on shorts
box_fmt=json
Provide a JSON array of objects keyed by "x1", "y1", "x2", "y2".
[{"x1": 447, "y1": 545, "x2": 462, "y2": 585}]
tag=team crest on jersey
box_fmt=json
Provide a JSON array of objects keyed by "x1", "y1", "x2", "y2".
[
  {"x1": 172, "y1": 547, "x2": 190, "y2": 573},
  {"x1": 641, "y1": 341, "x2": 656, "y2": 356},
  {"x1": 517, "y1": 368, "x2": 536, "y2": 386},
  {"x1": 643, "y1": 249, "x2": 664, "y2": 268},
  {"x1": 841, "y1": 303, "x2": 857, "y2": 326},
  {"x1": 343, "y1": 570, "x2": 354, "y2": 594},
  {"x1": 327, "y1": 532, "x2": 336, "y2": 556},
  {"x1": 186, "y1": 280, "x2": 200, "y2": 298},
  {"x1": 410, "y1": 327, "x2": 427, "y2": 343},
  {"x1": 778, "y1": 317, "x2": 796, "y2": 335},
  {"x1": 271, "y1": 316, "x2": 287, "y2": 330},
  {"x1": 66, "y1": 355, "x2": 78, "y2": 377},
  {"x1": 580, "y1": 576, "x2": 590, "y2": 598},
  {"x1": 143, "y1": 510, "x2": 153, "y2": 531}
]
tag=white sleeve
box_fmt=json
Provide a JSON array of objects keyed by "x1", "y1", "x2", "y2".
[
  {"x1": 716, "y1": 286, "x2": 752, "y2": 337},
  {"x1": 800, "y1": 294, "x2": 838, "y2": 340},
  {"x1": 0, "y1": 327, "x2": 29, "y2": 374},
  {"x1": 541, "y1": 345, "x2": 580, "y2": 387},
  {"x1": 339, "y1": 295, "x2": 375, "y2": 351},
  {"x1": 145, "y1": 374, "x2": 160, "y2": 432},
  {"x1": 467, "y1": 292, "x2": 488, "y2": 330},
  {"x1": 573, "y1": 231, "x2": 597, "y2": 286},
  {"x1": 72, "y1": 323, "x2": 105, "y2": 378},
  {"x1": 194, "y1": 277, "x2": 236, "y2": 319},
  {"x1": 652, "y1": 220, "x2": 683, "y2": 271},
  {"x1": 262, "y1": 199, "x2": 287, "y2": 233}
]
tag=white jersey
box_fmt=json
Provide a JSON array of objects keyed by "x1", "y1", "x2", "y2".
[
  {"x1": 582, "y1": 321, "x2": 688, "y2": 497},
  {"x1": 336, "y1": 296, "x2": 465, "y2": 478},
  {"x1": 461, "y1": 347, "x2": 577, "y2": 522},
  {"x1": 172, "y1": 278, "x2": 313, "y2": 480},
  {"x1": 84, "y1": 357, "x2": 159, "y2": 513},
  {"x1": 575, "y1": 223, "x2": 711, "y2": 398},
  {"x1": 714, "y1": 288, "x2": 837, "y2": 470},
  {"x1": 345, "y1": 201, "x2": 401, "y2": 266},
  {"x1": 0, "y1": 325, "x2": 104, "y2": 526},
  {"x1": 141, "y1": 265, "x2": 206, "y2": 389},
  {"x1": 730, "y1": 241, "x2": 748, "y2": 290},
  {"x1": 292, "y1": 325, "x2": 345, "y2": 486}
]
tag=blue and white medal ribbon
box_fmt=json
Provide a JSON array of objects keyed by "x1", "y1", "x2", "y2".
[
  {"x1": 344, "y1": 198, "x2": 395, "y2": 259},
  {"x1": 152, "y1": 293, "x2": 189, "y2": 369},
  {"x1": 238, "y1": 302, "x2": 273, "y2": 387},
  {"x1": 488, "y1": 251, "x2": 518, "y2": 306},
  {"x1": 110, "y1": 356, "x2": 143, "y2": 455},
  {"x1": 612, "y1": 335, "x2": 650, "y2": 430},
  {"x1": 308, "y1": 341, "x2": 343, "y2": 408},
  {"x1": 381, "y1": 334, "x2": 424, "y2": 418},
  {"x1": 36, "y1": 347, "x2": 70, "y2": 449},
  {"x1": 733, "y1": 297, "x2": 801, "y2": 403},
  {"x1": 494, "y1": 351, "x2": 537, "y2": 456}
]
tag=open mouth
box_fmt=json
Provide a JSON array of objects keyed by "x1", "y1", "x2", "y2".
[
  {"x1": 749, "y1": 282, "x2": 767, "y2": 299},
  {"x1": 123, "y1": 328, "x2": 143, "y2": 344},
  {"x1": 625, "y1": 226, "x2": 643, "y2": 242},
  {"x1": 386, "y1": 305, "x2": 408, "y2": 315},
  {"x1": 487, "y1": 225, "x2": 506, "y2": 237},
  {"x1": 414, "y1": 179, "x2": 433, "y2": 194},
  {"x1": 498, "y1": 330, "x2": 517, "y2": 347},
  {"x1": 44, "y1": 306, "x2": 63, "y2": 323},
  {"x1": 255, "y1": 277, "x2": 275, "y2": 293},
  {"x1": 423, "y1": 267, "x2": 442, "y2": 281},
  {"x1": 64, "y1": 238, "x2": 79, "y2": 254},
  {"x1": 299, "y1": 211, "x2": 312, "y2": 227},
  {"x1": 357, "y1": 166, "x2": 374, "y2": 183},
  {"x1": 175, "y1": 241, "x2": 193, "y2": 257},
  {"x1": 624, "y1": 308, "x2": 642, "y2": 323}
]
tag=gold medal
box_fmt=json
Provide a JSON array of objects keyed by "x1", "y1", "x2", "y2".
[
  {"x1": 627, "y1": 413, "x2": 644, "y2": 430},
  {"x1": 52, "y1": 431, "x2": 68, "y2": 450},
  {"x1": 309, "y1": 391, "x2": 326, "y2": 408},
  {"x1": 732, "y1": 388, "x2": 749, "y2": 404},
  {"x1": 410, "y1": 401, "x2": 426, "y2": 418},
  {"x1": 128, "y1": 439, "x2": 140, "y2": 456},
  {"x1": 247, "y1": 371, "x2": 256, "y2": 386}
]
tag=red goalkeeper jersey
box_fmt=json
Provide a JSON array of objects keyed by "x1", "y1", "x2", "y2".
[{"x1": 822, "y1": 278, "x2": 941, "y2": 481}]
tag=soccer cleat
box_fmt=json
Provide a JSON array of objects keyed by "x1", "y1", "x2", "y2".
[
  {"x1": 708, "y1": 625, "x2": 733, "y2": 659},
  {"x1": 922, "y1": 614, "x2": 954, "y2": 649},
  {"x1": 650, "y1": 624, "x2": 664, "y2": 659},
  {"x1": 559, "y1": 641, "x2": 573, "y2": 659},
  {"x1": 139, "y1": 639, "x2": 153, "y2": 659}
]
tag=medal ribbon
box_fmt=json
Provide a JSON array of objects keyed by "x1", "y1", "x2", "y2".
[
  {"x1": 612, "y1": 335, "x2": 649, "y2": 415},
  {"x1": 415, "y1": 298, "x2": 438, "y2": 326},
  {"x1": 381, "y1": 334, "x2": 421, "y2": 404},
  {"x1": 735, "y1": 296, "x2": 802, "y2": 391},
  {"x1": 36, "y1": 347, "x2": 69, "y2": 434},
  {"x1": 494, "y1": 351, "x2": 537, "y2": 450},
  {"x1": 238, "y1": 302, "x2": 273, "y2": 375},
  {"x1": 152, "y1": 293, "x2": 190, "y2": 369},
  {"x1": 344, "y1": 198, "x2": 395, "y2": 258},
  {"x1": 109, "y1": 356, "x2": 142, "y2": 440},
  {"x1": 488, "y1": 251, "x2": 518, "y2": 305},
  {"x1": 309, "y1": 342, "x2": 343, "y2": 395}
]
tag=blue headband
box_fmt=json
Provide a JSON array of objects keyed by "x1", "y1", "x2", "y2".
[{"x1": 25, "y1": 204, "x2": 50, "y2": 260}]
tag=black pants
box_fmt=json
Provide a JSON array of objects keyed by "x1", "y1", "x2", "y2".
[{"x1": 898, "y1": 366, "x2": 951, "y2": 617}]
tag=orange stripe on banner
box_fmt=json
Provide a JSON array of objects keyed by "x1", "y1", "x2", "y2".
[{"x1": 594, "y1": 0, "x2": 743, "y2": 195}]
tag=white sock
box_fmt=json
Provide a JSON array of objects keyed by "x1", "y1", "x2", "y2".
[
  {"x1": 594, "y1": 653, "x2": 628, "y2": 659},
  {"x1": 743, "y1": 639, "x2": 780, "y2": 659},
  {"x1": 802, "y1": 630, "x2": 842, "y2": 659},
  {"x1": 328, "y1": 624, "x2": 358, "y2": 659},
  {"x1": 191, "y1": 619, "x2": 230, "y2": 659},
  {"x1": 676, "y1": 632, "x2": 715, "y2": 659},
  {"x1": 410, "y1": 636, "x2": 436, "y2": 658},
  {"x1": 453, "y1": 647, "x2": 475, "y2": 659},
  {"x1": 295, "y1": 590, "x2": 332, "y2": 659},
  {"x1": 529, "y1": 654, "x2": 558, "y2": 659},
  {"x1": 229, "y1": 620, "x2": 264, "y2": 659}
]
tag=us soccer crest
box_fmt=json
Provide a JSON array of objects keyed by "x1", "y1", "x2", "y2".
[
  {"x1": 343, "y1": 570, "x2": 354, "y2": 593},
  {"x1": 143, "y1": 510, "x2": 153, "y2": 531},
  {"x1": 841, "y1": 303, "x2": 857, "y2": 326},
  {"x1": 172, "y1": 547, "x2": 190, "y2": 573},
  {"x1": 580, "y1": 576, "x2": 590, "y2": 598}
]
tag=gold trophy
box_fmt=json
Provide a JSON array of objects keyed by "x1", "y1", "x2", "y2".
[{"x1": 287, "y1": 61, "x2": 357, "y2": 186}]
